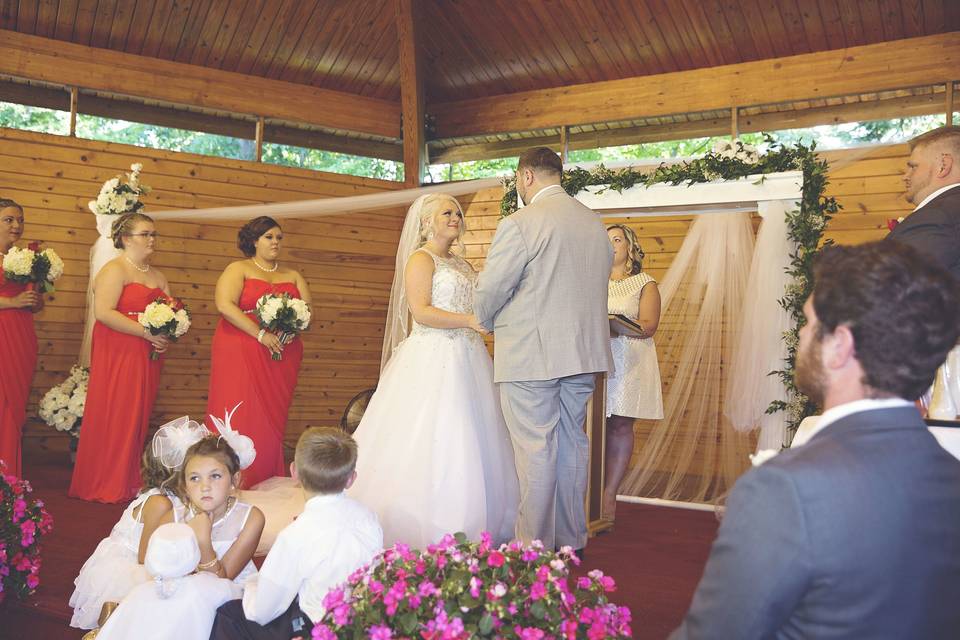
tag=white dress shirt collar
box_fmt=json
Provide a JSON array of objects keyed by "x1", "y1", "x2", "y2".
[
  {"x1": 528, "y1": 183, "x2": 565, "y2": 205},
  {"x1": 794, "y1": 397, "x2": 913, "y2": 446},
  {"x1": 913, "y1": 182, "x2": 960, "y2": 212}
]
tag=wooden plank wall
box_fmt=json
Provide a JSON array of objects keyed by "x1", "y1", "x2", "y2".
[
  {"x1": 459, "y1": 143, "x2": 911, "y2": 488},
  {"x1": 1, "y1": 127, "x2": 404, "y2": 453}
]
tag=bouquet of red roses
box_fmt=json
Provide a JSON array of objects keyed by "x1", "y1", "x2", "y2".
[{"x1": 0, "y1": 463, "x2": 54, "y2": 605}]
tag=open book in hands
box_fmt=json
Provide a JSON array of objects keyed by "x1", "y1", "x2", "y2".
[{"x1": 609, "y1": 314, "x2": 646, "y2": 339}]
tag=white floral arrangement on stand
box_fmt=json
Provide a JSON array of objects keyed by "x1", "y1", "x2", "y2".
[
  {"x1": 254, "y1": 293, "x2": 311, "y2": 361},
  {"x1": 88, "y1": 163, "x2": 151, "y2": 216},
  {"x1": 38, "y1": 365, "x2": 89, "y2": 447}
]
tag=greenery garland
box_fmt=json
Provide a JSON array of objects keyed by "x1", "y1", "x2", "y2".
[{"x1": 499, "y1": 138, "x2": 840, "y2": 438}]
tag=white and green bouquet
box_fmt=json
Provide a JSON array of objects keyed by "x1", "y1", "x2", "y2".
[
  {"x1": 2, "y1": 242, "x2": 64, "y2": 293},
  {"x1": 88, "y1": 163, "x2": 151, "y2": 216},
  {"x1": 255, "y1": 293, "x2": 311, "y2": 361},
  {"x1": 138, "y1": 296, "x2": 191, "y2": 360},
  {"x1": 38, "y1": 365, "x2": 89, "y2": 437}
]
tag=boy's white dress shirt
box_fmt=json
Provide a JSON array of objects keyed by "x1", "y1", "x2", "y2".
[{"x1": 242, "y1": 491, "x2": 383, "y2": 625}]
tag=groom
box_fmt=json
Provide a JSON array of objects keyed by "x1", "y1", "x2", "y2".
[{"x1": 475, "y1": 147, "x2": 613, "y2": 552}]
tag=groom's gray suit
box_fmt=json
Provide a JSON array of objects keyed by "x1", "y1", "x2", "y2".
[{"x1": 475, "y1": 184, "x2": 613, "y2": 550}]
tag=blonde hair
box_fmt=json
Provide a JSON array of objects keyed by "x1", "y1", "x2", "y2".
[
  {"x1": 295, "y1": 427, "x2": 358, "y2": 494},
  {"x1": 417, "y1": 194, "x2": 467, "y2": 253},
  {"x1": 607, "y1": 224, "x2": 645, "y2": 275},
  {"x1": 909, "y1": 126, "x2": 960, "y2": 158},
  {"x1": 111, "y1": 212, "x2": 154, "y2": 249},
  {"x1": 139, "y1": 442, "x2": 179, "y2": 495}
]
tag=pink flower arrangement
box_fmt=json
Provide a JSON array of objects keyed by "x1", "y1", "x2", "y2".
[
  {"x1": 312, "y1": 532, "x2": 632, "y2": 639},
  {"x1": 0, "y1": 462, "x2": 53, "y2": 605}
]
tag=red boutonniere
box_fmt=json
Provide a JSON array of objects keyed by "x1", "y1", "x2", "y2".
[
  {"x1": 887, "y1": 216, "x2": 905, "y2": 231},
  {"x1": 27, "y1": 240, "x2": 41, "y2": 252}
]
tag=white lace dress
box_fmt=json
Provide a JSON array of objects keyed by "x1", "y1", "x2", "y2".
[
  {"x1": 173, "y1": 499, "x2": 259, "y2": 585},
  {"x1": 607, "y1": 273, "x2": 664, "y2": 419},
  {"x1": 348, "y1": 248, "x2": 520, "y2": 550},
  {"x1": 69, "y1": 489, "x2": 183, "y2": 629}
]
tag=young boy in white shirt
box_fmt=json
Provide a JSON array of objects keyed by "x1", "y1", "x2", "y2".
[{"x1": 209, "y1": 427, "x2": 383, "y2": 640}]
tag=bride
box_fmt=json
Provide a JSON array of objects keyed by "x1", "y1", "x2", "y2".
[{"x1": 348, "y1": 193, "x2": 519, "y2": 549}]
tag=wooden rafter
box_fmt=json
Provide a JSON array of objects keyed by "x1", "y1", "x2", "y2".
[{"x1": 395, "y1": 0, "x2": 426, "y2": 186}]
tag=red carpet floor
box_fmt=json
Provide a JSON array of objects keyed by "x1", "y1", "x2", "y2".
[{"x1": 4, "y1": 448, "x2": 718, "y2": 639}]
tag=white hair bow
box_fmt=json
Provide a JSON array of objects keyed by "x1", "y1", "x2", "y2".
[
  {"x1": 152, "y1": 416, "x2": 210, "y2": 470},
  {"x1": 208, "y1": 402, "x2": 256, "y2": 470}
]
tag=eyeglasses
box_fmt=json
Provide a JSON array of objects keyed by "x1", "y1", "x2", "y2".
[{"x1": 127, "y1": 232, "x2": 159, "y2": 239}]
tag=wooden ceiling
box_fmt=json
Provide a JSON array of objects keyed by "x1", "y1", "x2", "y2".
[{"x1": 2, "y1": 0, "x2": 958, "y2": 105}]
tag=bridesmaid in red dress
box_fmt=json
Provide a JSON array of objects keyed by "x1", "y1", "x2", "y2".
[
  {"x1": 69, "y1": 213, "x2": 172, "y2": 503},
  {"x1": 0, "y1": 199, "x2": 43, "y2": 478},
  {"x1": 206, "y1": 216, "x2": 311, "y2": 488}
]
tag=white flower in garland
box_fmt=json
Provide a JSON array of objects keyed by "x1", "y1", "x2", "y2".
[
  {"x1": 88, "y1": 163, "x2": 151, "y2": 216},
  {"x1": 711, "y1": 138, "x2": 760, "y2": 164}
]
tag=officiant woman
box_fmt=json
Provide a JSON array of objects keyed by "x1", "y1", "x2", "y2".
[
  {"x1": 0, "y1": 199, "x2": 42, "y2": 478},
  {"x1": 205, "y1": 216, "x2": 311, "y2": 488},
  {"x1": 603, "y1": 224, "x2": 663, "y2": 524}
]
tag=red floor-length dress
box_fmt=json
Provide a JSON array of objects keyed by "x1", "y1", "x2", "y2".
[
  {"x1": 0, "y1": 273, "x2": 38, "y2": 478},
  {"x1": 69, "y1": 283, "x2": 165, "y2": 503},
  {"x1": 205, "y1": 278, "x2": 304, "y2": 488}
]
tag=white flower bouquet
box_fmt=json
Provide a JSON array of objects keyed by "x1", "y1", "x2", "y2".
[
  {"x1": 254, "y1": 293, "x2": 311, "y2": 361},
  {"x1": 138, "y1": 296, "x2": 191, "y2": 360},
  {"x1": 88, "y1": 163, "x2": 151, "y2": 216},
  {"x1": 2, "y1": 242, "x2": 64, "y2": 293},
  {"x1": 38, "y1": 365, "x2": 89, "y2": 436}
]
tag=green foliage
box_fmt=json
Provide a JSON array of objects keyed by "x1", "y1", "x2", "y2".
[{"x1": 500, "y1": 137, "x2": 837, "y2": 436}]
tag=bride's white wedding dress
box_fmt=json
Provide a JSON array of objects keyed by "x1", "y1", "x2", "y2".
[{"x1": 348, "y1": 248, "x2": 519, "y2": 549}]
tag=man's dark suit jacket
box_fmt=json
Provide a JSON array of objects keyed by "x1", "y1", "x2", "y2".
[
  {"x1": 670, "y1": 406, "x2": 960, "y2": 639},
  {"x1": 886, "y1": 185, "x2": 960, "y2": 280}
]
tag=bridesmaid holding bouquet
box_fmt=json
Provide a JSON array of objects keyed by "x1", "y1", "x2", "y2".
[
  {"x1": 70, "y1": 213, "x2": 174, "y2": 503},
  {"x1": 0, "y1": 199, "x2": 43, "y2": 477},
  {"x1": 205, "y1": 216, "x2": 311, "y2": 488}
]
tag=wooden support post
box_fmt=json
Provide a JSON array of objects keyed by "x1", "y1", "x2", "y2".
[
  {"x1": 948, "y1": 81, "x2": 955, "y2": 126},
  {"x1": 560, "y1": 125, "x2": 570, "y2": 163},
  {"x1": 396, "y1": 0, "x2": 426, "y2": 186},
  {"x1": 731, "y1": 106, "x2": 739, "y2": 139},
  {"x1": 255, "y1": 117, "x2": 264, "y2": 162},
  {"x1": 69, "y1": 87, "x2": 78, "y2": 137}
]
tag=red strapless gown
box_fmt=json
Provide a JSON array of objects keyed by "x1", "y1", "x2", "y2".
[
  {"x1": 0, "y1": 273, "x2": 38, "y2": 478},
  {"x1": 69, "y1": 283, "x2": 165, "y2": 503},
  {"x1": 205, "y1": 279, "x2": 304, "y2": 488}
]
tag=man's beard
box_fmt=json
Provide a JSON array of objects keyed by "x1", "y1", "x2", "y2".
[{"x1": 795, "y1": 339, "x2": 826, "y2": 408}]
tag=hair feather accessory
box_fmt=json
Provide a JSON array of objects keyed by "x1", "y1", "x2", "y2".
[
  {"x1": 208, "y1": 402, "x2": 256, "y2": 470},
  {"x1": 152, "y1": 416, "x2": 210, "y2": 470}
]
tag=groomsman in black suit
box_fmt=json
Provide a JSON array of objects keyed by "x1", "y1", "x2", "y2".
[
  {"x1": 886, "y1": 126, "x2": 960, "y2": 279},
  {"x1": 671, "y1": 241, "x2": 960, "y2": 639}
]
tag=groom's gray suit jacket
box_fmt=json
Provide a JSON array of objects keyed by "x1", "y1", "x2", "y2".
[
  {"x1": 474, "y1": 187, "x2": 613, "y2": 383},
  {"x1": 671, "y1": 406, "x2": 960, "y2": 640}
]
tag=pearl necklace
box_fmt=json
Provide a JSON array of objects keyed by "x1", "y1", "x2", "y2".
[
  {"x1": 252, "y1": 257, "x2": 278, "y2": 273},
  {"x1": 124, "y1": 254, "x2": 150, "y2": 273}
]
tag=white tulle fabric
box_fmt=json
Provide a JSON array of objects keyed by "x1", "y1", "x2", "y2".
[
  {"x1": 69, "y1": 489, "x2": 183, "y2": 629},
  {"x1": 620, "y1": 213, "x2": 758, "y2": 502},
  {"x1": 724, "y1": 200, "x2": 796, "y2": 449},
  {"x1": 80, "y1": 213, "x2": 121, "y2": 365},
  {"x1": 349, "y1": 249, "x2": 519, "y2": 550}
]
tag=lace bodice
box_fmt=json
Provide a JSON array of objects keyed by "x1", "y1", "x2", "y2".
[
  {"x1": 608, "y1": 272, "x2": 656, "y2": 320},
  {"x1": 409, "y1": 248, "x2": 481, "y2": 343}
]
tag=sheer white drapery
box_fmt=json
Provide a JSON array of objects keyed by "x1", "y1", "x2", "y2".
[
  {"x1": 724, "y1": 199, "x2": 798, "y2": 450},
  {"x1": 80, "y1": 213, "x2": 120, "y2": 365}
]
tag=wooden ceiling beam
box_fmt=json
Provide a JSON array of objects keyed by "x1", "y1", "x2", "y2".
[
  {"x1": 430, "y1": 32, "x2": 960, "y2": 138},
  {"x1": 428, "y1": 91, "x2": 946, "y2": 164},
  {"x1": 395, "y1": 0, "x2": 426, "y2": 186},
  {"x1": 0, "y1": 29, "x2": 400, "y2": 138},
  {"x1": 0, "y1": 79, "x2": 403, "y2": 161}
]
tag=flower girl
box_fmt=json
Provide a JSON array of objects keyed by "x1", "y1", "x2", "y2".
[
  {"x1": 69, "y1": 417, "x2": 207, "y2": 630},
  {"x1": 164, "y1": 408, "x2": 265, "y2": 584}
]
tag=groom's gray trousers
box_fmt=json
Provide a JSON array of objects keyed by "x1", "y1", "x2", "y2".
[{"x1": 498, "y1": 372, "x2": 595, "y2": 551}]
